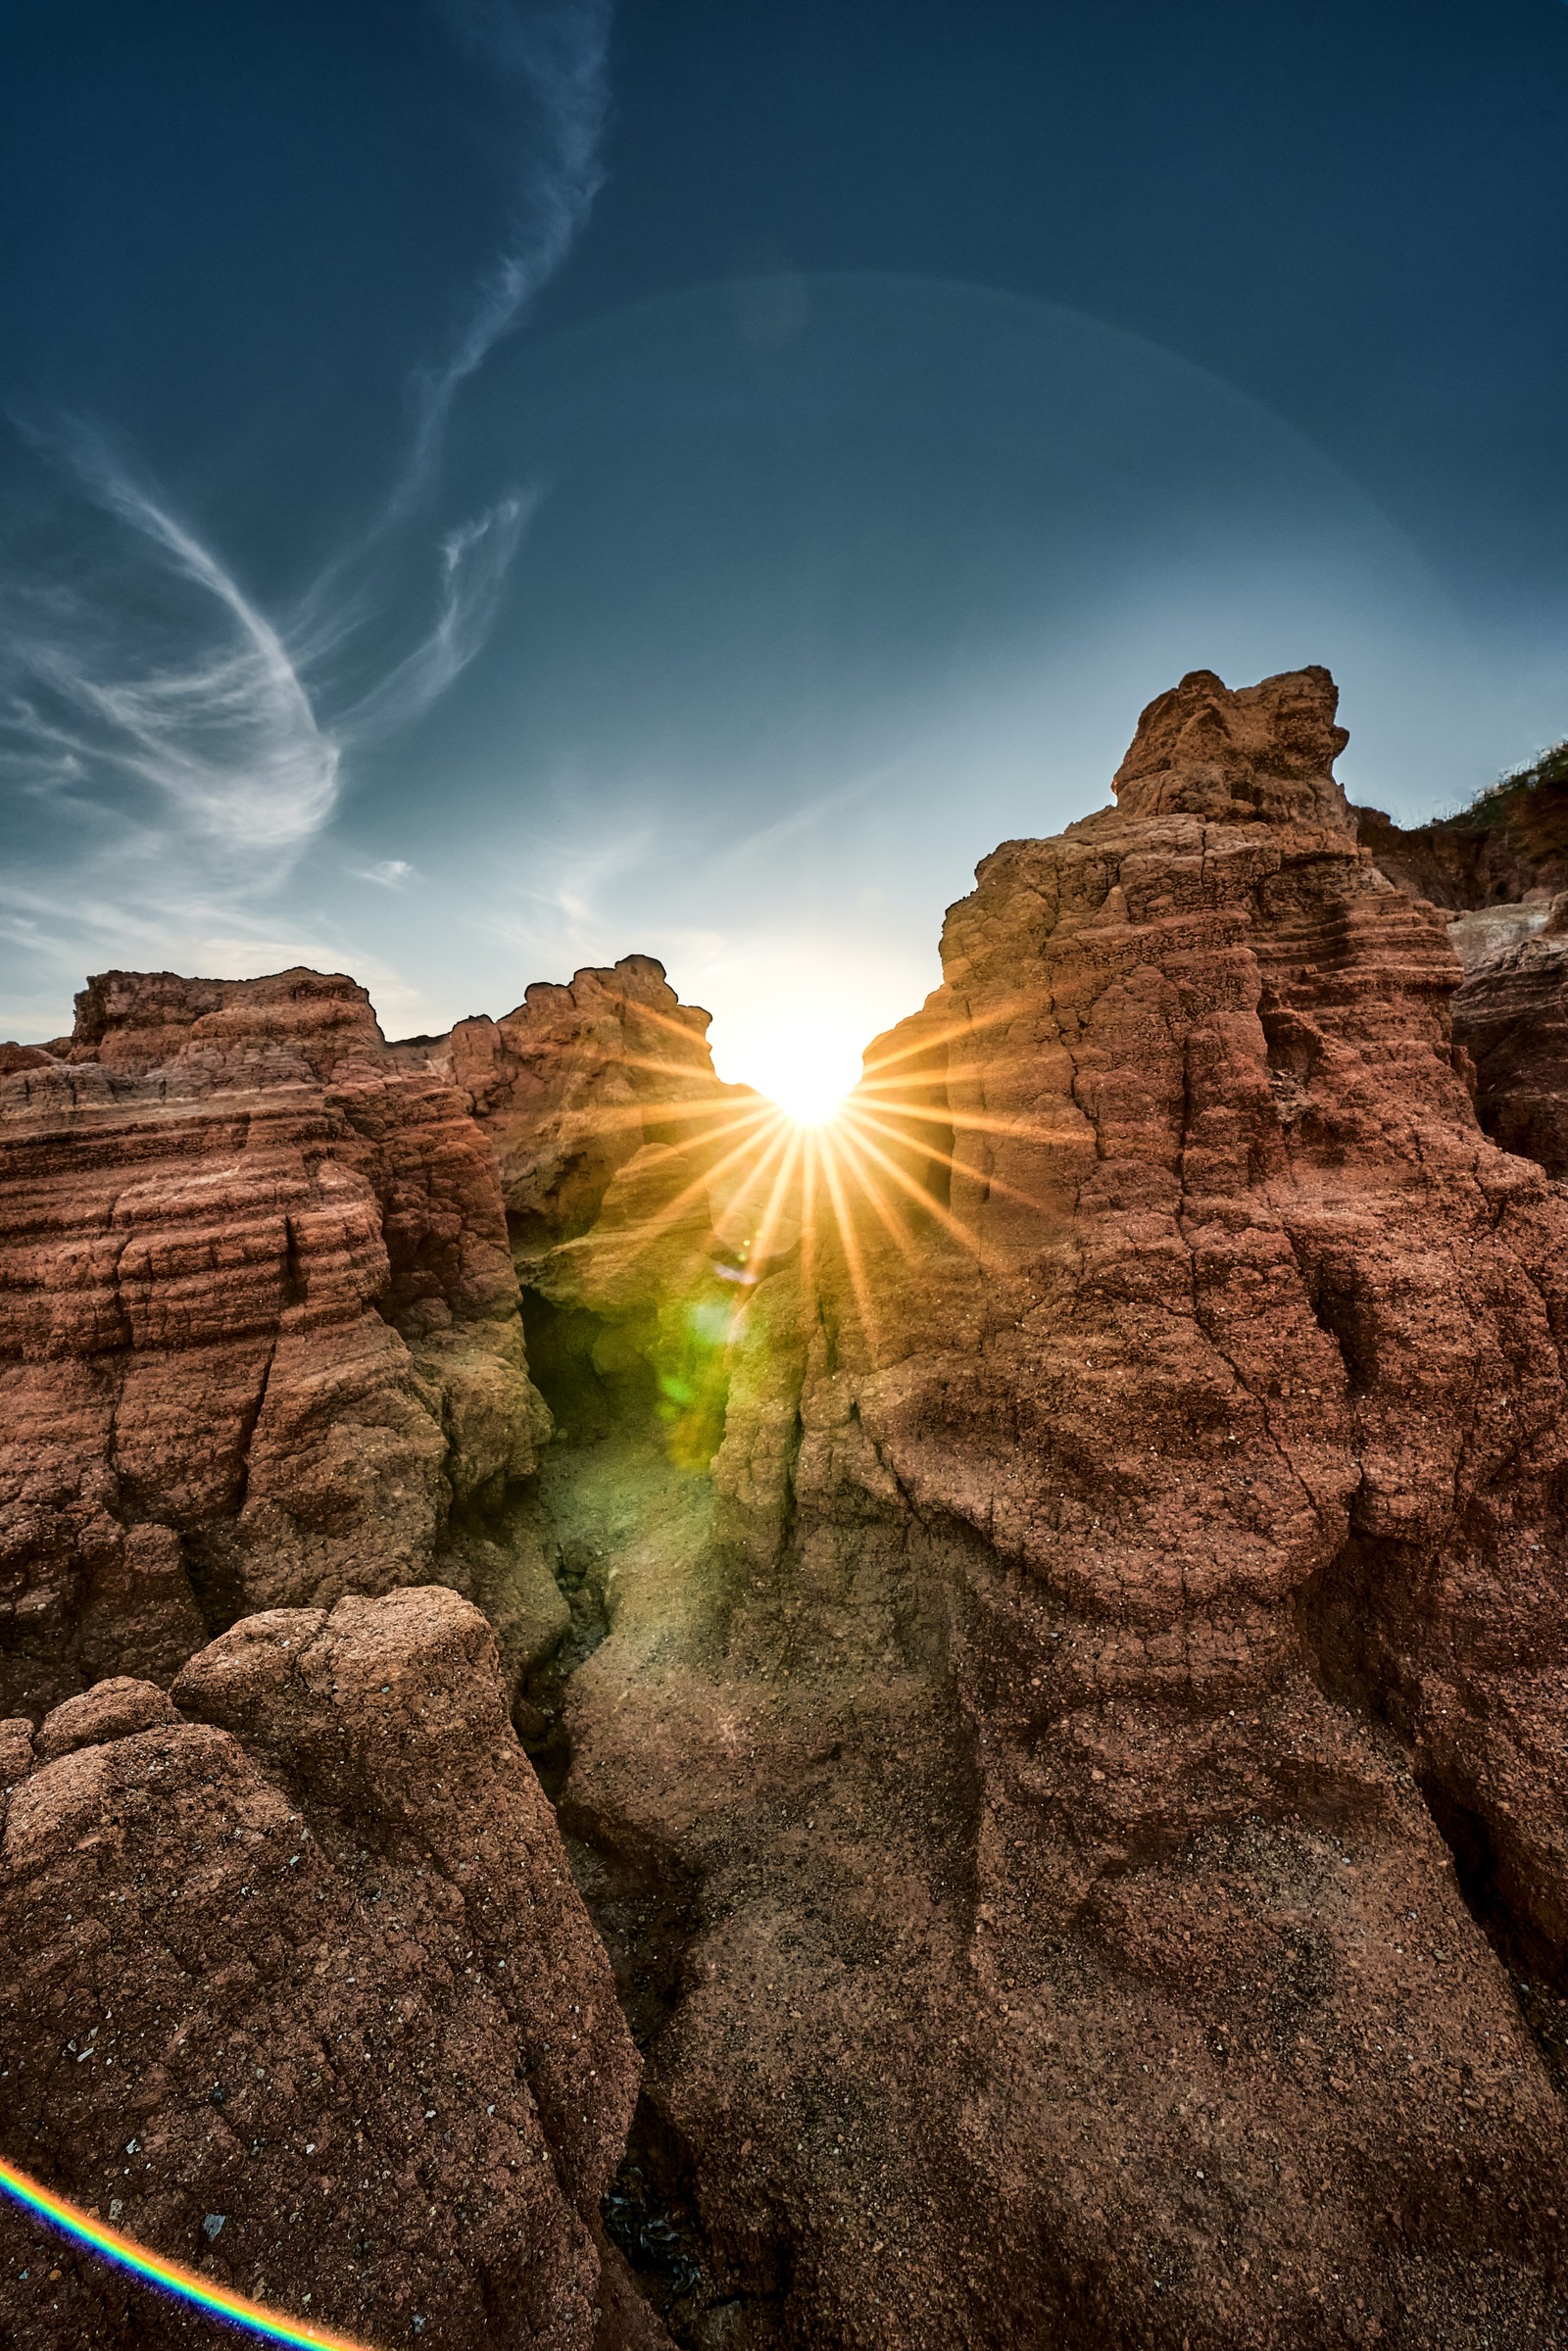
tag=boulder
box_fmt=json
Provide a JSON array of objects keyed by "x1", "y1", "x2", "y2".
[{"x1": 0, "y1": 1590, "x2": 647, "y2": 2349}]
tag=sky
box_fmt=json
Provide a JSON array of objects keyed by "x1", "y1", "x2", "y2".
[{"x1": 3, "y1": 0, "x2": 1568, "y2": 1099}]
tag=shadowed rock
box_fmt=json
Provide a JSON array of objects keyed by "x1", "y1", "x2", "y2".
[
  {"x1": 445, "y1": 955, "x2": 730, "y2": 1251},
  {"x1": 1448, "y1": 892, "x2": 1568, "y2": 1178},
  {"x1": 0, "y1": 970, "x2": 551, "y2": 1719},
  {"x1": 0, "y1": 1588, "x2": 655, "y2": 2349},
  {"x1": 544, "y1": 665, "x2": 1568, "y2": 2348}
]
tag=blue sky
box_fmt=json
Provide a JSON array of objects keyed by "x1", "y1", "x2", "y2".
[{"x1": 3, "y1": 1, "x2": 1567, "y2": 1091}]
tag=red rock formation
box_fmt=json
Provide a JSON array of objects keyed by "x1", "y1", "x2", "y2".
[
  {"x1": 0, "y1": 970, "x2": 552, "y2": 1720},
  {"x1": 1355, "y1": 742, "x2": 1568, "y2": 909},
  {"x1": 1353, "y1": 774, "x2": 1568, "y2": 1184},
  {"x1": 1446, "y1": 894, "x2": 1568, "y2": 1179},
  {"x1": 67, "y1": 966, "x2": 388, "y2": 1082},
  {"x1": 444, "y1": 955, "x2": 730, "y2": 1251},
  {"x1": 540, "y1": 668, "x2": 1568, "y2": 2347},
  {"x1": 7, "y1": 677, "x2": 1568, "y2": 2349},
  {"x1": 0, "y1": 1588, "x2": 655, "y2": 2348},
  {"x1": 440, "y1": 955, "x2": 753, "y2": 1472}
]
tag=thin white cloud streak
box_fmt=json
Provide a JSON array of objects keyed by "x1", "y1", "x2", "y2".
[
  {"x1": 4, "y1": 432, "x2": 338, "y2": 861},
  {"x1": 0, "y1": 2, "x2": 613, "y2": 1034},
  {"x1": 336, "y1": 493, "x2": 536, "y2": 742},
  {"x1": 2, "y1": 450, "x2": 534, "y2": 863},
  {"x1": 397, "y1": 0, "x2": 612, "y2": 510}
]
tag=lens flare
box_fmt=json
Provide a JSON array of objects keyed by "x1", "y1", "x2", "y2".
[
  {"x1": 762, "y1": 1072, "x2": 851, "y2": 1127},
  {"x1": 0, "y1": 986, "x2": 1058, "y2": 2333},
  {"x1": 0, "y1": 2153, "x2": 373, "y2": 2349},
  {"x1": 726, "y1": 1022, "x2": 862, "y2": 1127},
  {"x1": 534, "y1": 971, "x2": 1057, "y2": 1491}
]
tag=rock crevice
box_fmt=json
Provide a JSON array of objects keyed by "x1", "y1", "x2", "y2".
[{"x1": 7, "y1": 675, "x2": 1568, "y2": 2348}]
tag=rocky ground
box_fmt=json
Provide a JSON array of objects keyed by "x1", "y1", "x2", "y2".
[{"x1": 3, "y1": 669, "x2": 1568, "y2": 2348}]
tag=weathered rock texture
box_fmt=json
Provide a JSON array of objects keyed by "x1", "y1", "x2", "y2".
[
  {"x1": 1355, "y1": 745, "x2": 1568, "y2": 1186},
  {"x1": 7, "y1": 678, "x2": 1568, "y2": 2350},
  {"x1": 1355, "y1": 738, "x2": 1568, "y2": 909},
  {"x1": 533, "y1": 668, "x2": 1568, "y2": 2348},
  {"x1": 0, "y1": 968, "x2": 553, "y2": 1721},
  {"x1": 443, "y1": 956, "x2": 730, "y2": 1252},
  {"x1": 0, "y1": 1588, "x2": 654, "y2": 2348},
  {"x1": 1446, "y1": 895, "x2": 1568, "y2": 1180}
]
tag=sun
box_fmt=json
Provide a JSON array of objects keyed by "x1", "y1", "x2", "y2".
[
  {"x1": 736, "y1": 1026, "x2": 863, "y2": 1127},
  {"x1": 763, "y1": 1070, "x2": 853, "y2": 1127},
  {"x1": 531, "y1": 975, "x2": 1027, "y2": 1478}
]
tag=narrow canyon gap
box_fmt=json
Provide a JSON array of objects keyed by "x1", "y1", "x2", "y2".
[{"x1": 3, "y1": 667, "x2": 1568, "y2": 2349}]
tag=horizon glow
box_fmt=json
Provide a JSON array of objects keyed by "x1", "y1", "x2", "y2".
[{"x1": 0, "y1": 2154, "x2": 373, "y2": 2351}]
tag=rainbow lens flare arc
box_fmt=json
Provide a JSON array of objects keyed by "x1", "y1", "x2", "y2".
[
  {"x1": 0, "y1": 2153, "x2": 374, "y2": 2350},
  {"x1": 0, "y1": 998, "x2": 1040, "y2": 2336}
]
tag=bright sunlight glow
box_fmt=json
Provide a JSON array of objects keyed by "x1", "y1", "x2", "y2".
[{"x1": 731, "y1": 1022, "x2": 864, "y2": 1127}]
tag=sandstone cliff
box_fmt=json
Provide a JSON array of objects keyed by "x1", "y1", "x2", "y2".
[
  {"x1": 1354, "y1": 736, "x2": 1568, "y2": 910},
  {"x1": 5, "y1": 675, "x2": 1568, "y2": 2351},
  {"x1": 530, "y1": 668, "x2": 1568, "y2": 2348},
  {"x1": 1355, "y1": 746, "x2": 1568, "y2": 1190},
  {"x1": 1444, "y1": 898, "x2": 1568, "y2": 1182},
  {"x1": 0, "y1": 968, "x2": 553, "y2": 1722}
]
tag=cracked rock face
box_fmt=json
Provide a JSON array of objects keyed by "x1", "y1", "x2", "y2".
[
  {"x1": 5, "y1": 674, "x2": 1568, "y2": 2351},
  {"x1": 0, "y1": 968, "x2": 551, "y2": 1719},
  {"x1": 0, "y1": 1587, "x2": 647, "y2": 2350},
  {"x1": 543, "y1": 667, "x2": 1568, "y2": 2347},
  {"x1": 444, "y1": 955, "x2": 730, "y2": 1254},
  {"x1": 1448, "y1": 894, "x2": 1568, "y2": 1181}
]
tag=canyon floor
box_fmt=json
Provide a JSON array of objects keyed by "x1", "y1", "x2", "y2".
[{"x1": 4, "y1": 666, "x2": 1568, "y2": 2349}]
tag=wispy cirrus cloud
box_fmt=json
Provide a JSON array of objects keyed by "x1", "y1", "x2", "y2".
[
  {"x1": 336, "y1": 493, "x2": 537, "y2": 743},
  {"x1": 400, "y1": 0, "x2": 612, "y2": 510},
  {"x1": 352, "y1": 858, "x2": 418, "y2": 889},
  {"x1": 1, "y1": 432, "x2": 339, "y2": 866},
  {"x1": 0, "y1": 1, "x2": 614, "y2": 1031}
]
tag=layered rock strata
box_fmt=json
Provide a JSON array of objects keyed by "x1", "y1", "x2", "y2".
[
  {"x1": 537, "y1": 668, "x2": 1568, "y2": 2348},
  {"x1": 0, "y1": 1588, "x2": 655, "y2": 2348},
  {"x1": 1446, "y1": 895, "x2": 1568, "y2": 1180},
  {"x1": 0, "y1": 968, "x2": 552, "y2": 1721},
  {"x1": 5, "y1": 677, "x2": 1568, "y2": 2349}
]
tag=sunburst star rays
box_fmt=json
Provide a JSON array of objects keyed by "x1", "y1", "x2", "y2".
[{"x1": 522, "y1": 987, "x2": 1062, "y2": 1440}]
